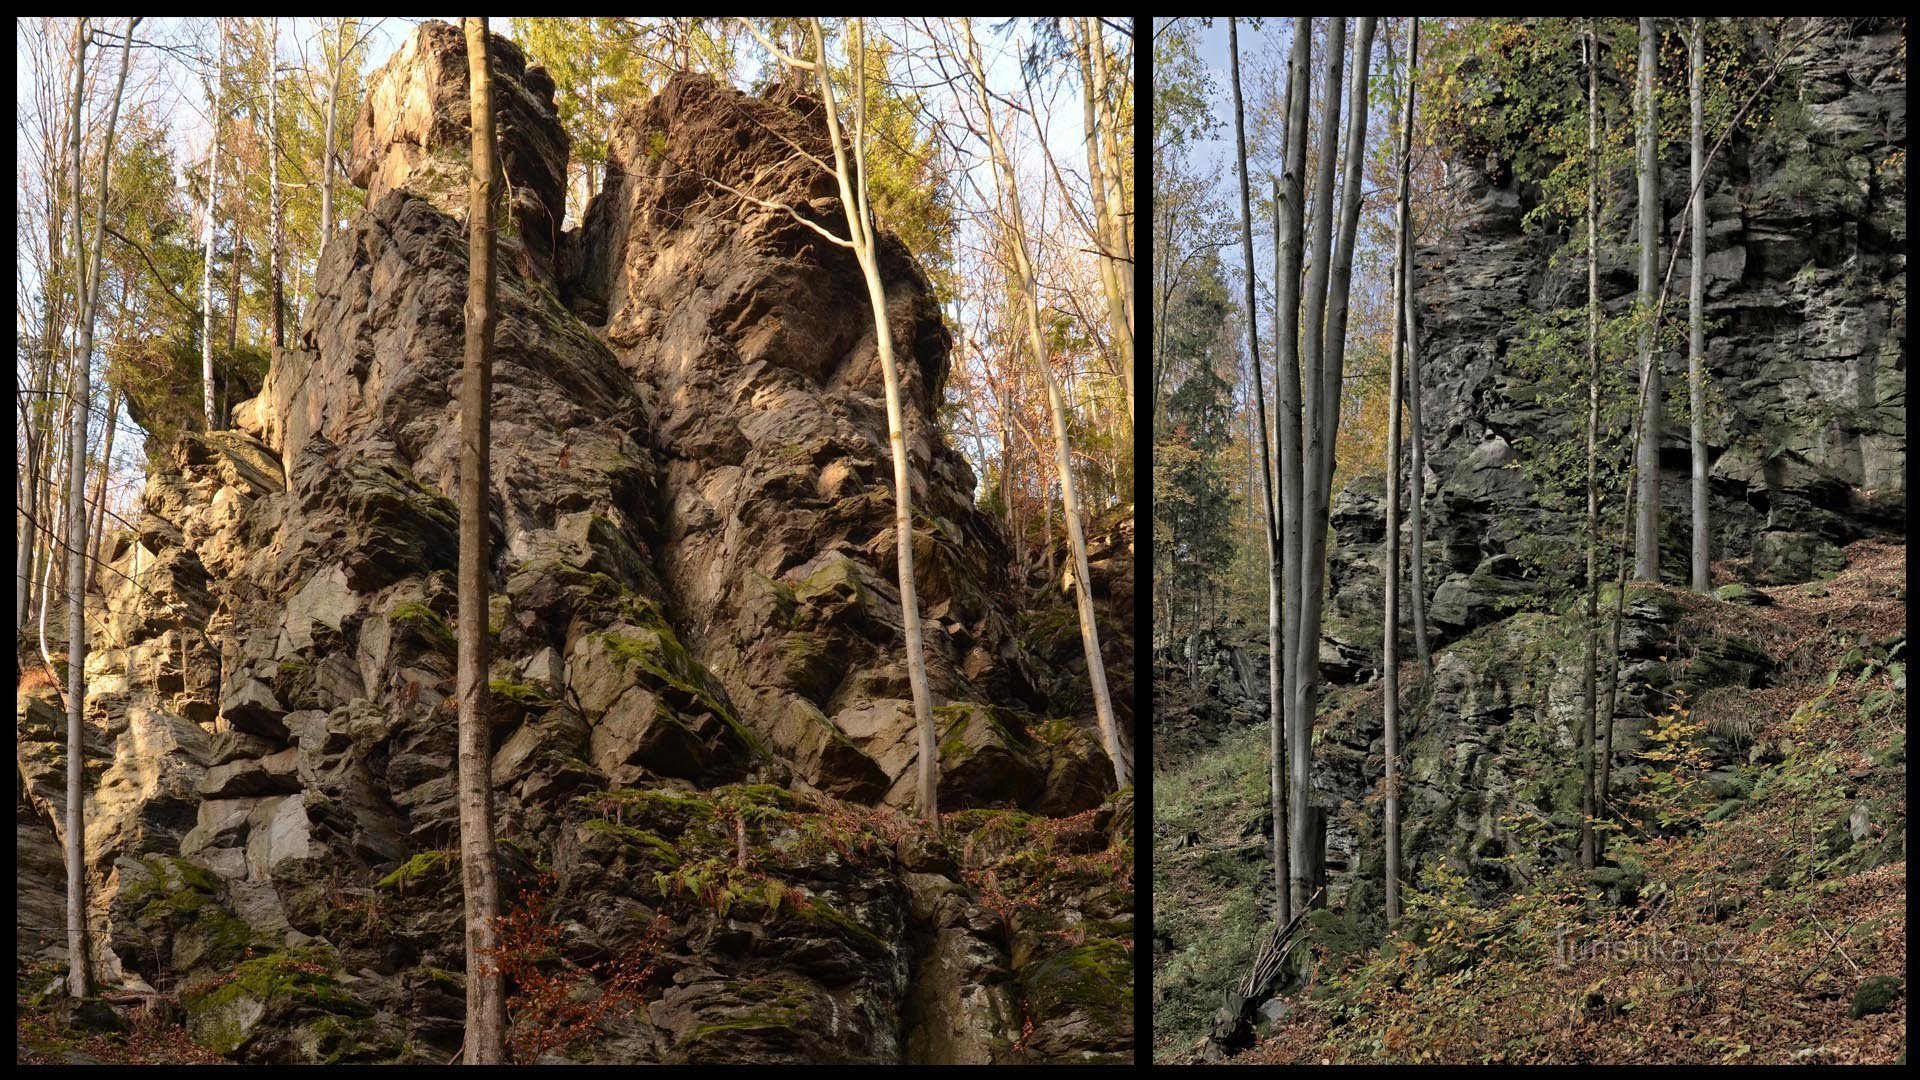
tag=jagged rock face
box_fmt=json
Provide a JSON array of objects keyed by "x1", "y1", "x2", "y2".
[
  {"x1": 348, "y1": 21, "x2": 569, "y2": 258},
  {"x1": 17, "y1": 22, "x2": 1130, "y2": 1065},
  {"x1": 564, "y1": 72, "x2": 1119, "y2": 813},
  {"x1": 1325, "y1": 18, "x2": 1906, "y2": 676}
]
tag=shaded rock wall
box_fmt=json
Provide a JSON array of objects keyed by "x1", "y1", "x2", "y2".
[
  {"x1": 17, "y1": 21, "x2": 1131, "y2": 1065},
  {"x1": 1326, "y1": 18, "x2": 1906, "y2": 676}
]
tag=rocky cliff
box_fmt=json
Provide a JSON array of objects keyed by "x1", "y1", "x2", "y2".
[
  {"x1": 17, "y1": 22, "x2": 1131, "y2": 1065},
  {"x1": 1310, "y1": 13, "x2": 1904, "y2": 900},
  {"x1": 1326, "y1": 17, "x2": 1905, "y2": 675}
]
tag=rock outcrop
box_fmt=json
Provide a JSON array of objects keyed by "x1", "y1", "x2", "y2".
[{"x1": 17, "y1": 22, "x2": 1130, "y2": 1065}]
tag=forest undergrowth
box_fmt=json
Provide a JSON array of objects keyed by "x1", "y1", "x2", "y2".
[{"x1": 1159, "y1": 541, "x2": 1906, "y2": 1065}]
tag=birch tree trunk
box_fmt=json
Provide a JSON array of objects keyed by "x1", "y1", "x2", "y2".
[
  {"x1": 1689, "y1": 18, "x2": 1710, "y2": 593},
  {"x1": 1633, "y1": 16, "x2": 1662, "y2": 582},
  {"x1": 457, "y1": 16, "x2": 505, "y2": 1064},
  {"x1": 201, "y1": 20, "x2": 225, "y2": 431}
]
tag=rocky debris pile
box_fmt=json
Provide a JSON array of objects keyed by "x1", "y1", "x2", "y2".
[{"x1": 16, "y1": 21, "x2": 1130, "y2": 1065}]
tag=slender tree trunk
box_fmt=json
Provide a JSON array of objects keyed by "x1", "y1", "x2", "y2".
[
  {"x1": 1277, "y1": 17, "x2": 1314, "y2": 917},
  {"x1": 1579, "y1": 22, "x2": 1602, "y2": 872},
  {"x1": 1633, "y1": 17, "x2": 1661, "y2": 582},
  {"x1": 1228, "y1": 18, "x2": 1286, "y2": 922},
  {"x1": 1293, "y1": 18, "x2": 1374, "y2": 915},
  {"x1": 1383, "y1": 17, "x2": 1418, "y2": 927},
  {"x1": 1090, "y1": 19, "x2": 1133, "y2": 354},
  {"x1": 320, "y1": 53, "x2": 338, "y2": 247},
  {"x1": 1402, "y1": 23, "x2": 1432, "y2": 680},
  {"x1": 814, "y1": 18, "x2": 944, "y2": 822},
  {"x1": 1688, "y1": 18, "x2": 1709, "y2": 593},
  {"x1": 1313, "y1": 18, "x2": 1376, "y2": 491},
  {"x1": 1268, "y1": 177, "x2": 1291, "y2": 927},
  {"x1": 962, "y1": 18, "x2": 1127, "y2": 788},
  {"x1": 269, "y1": 16, "x2": 285, "y2": 349},
  {"x1": 62, "y1": 13, "x2": 135, "y2": 1000},
  {"x1": 225, "y1": 194, "x2": 247, "y2": 373},
  {"x1": 1078, "y1": 18, "x2": 1131, "y2": 424},
  {"x1": 87, "y1": 386, "x2": 120, "y2": 593},
  {"x1": 19, "y1": 398, "x2": 45, "y2": 632},
  {"x1": 63, "y1": 16, "x2": 92, "y2": 998},
  {"x1": 457, "y1": 17, "x2": 504, "y2": 1064},
  {"x1": 201, "y1": 21, "x2": 225, "y2": 431},
  {"x1": 1404, "y1": 288, "x2": 1431, "y2": 677}
]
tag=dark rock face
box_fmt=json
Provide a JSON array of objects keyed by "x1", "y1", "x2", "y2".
[
  {"x1": 1326, "y1": 18, "x2": 1906, "y2": 676},
  {"x1": 16, "y1": 22, "x2": 1130, "y2": 1065}
]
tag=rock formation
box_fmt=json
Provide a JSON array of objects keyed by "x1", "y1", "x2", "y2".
[
  {"x1": 1325, "y1": 18, "x2": 1906, "y2": 674},
  {"x1": 17, "y1": 22, "x2": 1131, "y2": 1064}
]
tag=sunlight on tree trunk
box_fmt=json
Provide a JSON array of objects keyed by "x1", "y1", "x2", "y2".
[{"x1": 457, "y1": 16, "x2": 505, "y2": 1064}]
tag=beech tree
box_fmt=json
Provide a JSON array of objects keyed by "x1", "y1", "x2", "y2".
[
  {"x1": 456, "y1": 16, "x2": 505, "y2": 1063},
  {"x1": 1226, "y1": 19, "x2": 1285, "y2": 920},
  {"x1": 1290, "y1": 17, "x2": 1374, "y2": 915},
  {"x1": 959, "y1": 17, "x2": 1128, "y2": 788},
  {"x1": 1271, "y1": 19, "x2": 1311, "y2": 922}
]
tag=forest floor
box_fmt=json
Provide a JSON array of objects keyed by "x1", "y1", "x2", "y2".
[{"x1": 1155, "y1": 540, "x2": 1907, "y2": 1064}]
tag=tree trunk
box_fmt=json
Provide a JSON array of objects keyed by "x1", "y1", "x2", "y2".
[
  {"x1": 1633, "y1": 17, "x2": 1661, "y2": 582},
  {"x1": 320, "y1": 48, "x2": 338, "y2": 247},
  {"x1": 1382, "y1": 16, "x2": 1418, "y2": 927},
  {"x1": 1078, "y1": 18, "x2": 1131, "y2": 424},
  {"x1": 1402, "y1": 23, "x2": 1433, "y2": 681},
  {"x1": 1313, "y1": 17, "x2": 1376, "y2": 491},
  {"x1": 1689, "y1": 18, "x2": 1709, "y2": 593},
  {"x1": 1293, "y1": 18, "x2": 1374, "y2": 916},
  {"x1": 457, "y1": 17, "x2": 505, "y2": 1065},
  {"x1": 1268, "y1": 176, "x2": 1291, "y2": 928},
  {"x1": 63, "y1": 16, "x2": 92, "y2": 999},
  {"x1": 62, "y1": 13, "x2": 135, "y2": 1000},
  {"x1": 201, "y1": 21, "x2": 225, "y2": 431},
  {"x1": 1580, "y1": 21, "x2": 1601, "y2": 872},
  {"x1": 815, "y1": 18, "x2": 944, "y2": 823},
  {"x1": 87, "y1": 386, "x2": 121, "y2": 593},
  {"x1": 269, "y1": 16, "x2": 284, "y2": 349},
  {"x1": 962, "y1": 18, "x2": 1126, "y2": 789},
  {"x1": 1228, "y1": 18, "x2": 1285, "y2": 922},
  {"x1": 1277, "y1": 17, "x2": 1314, "y2": 917}
]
